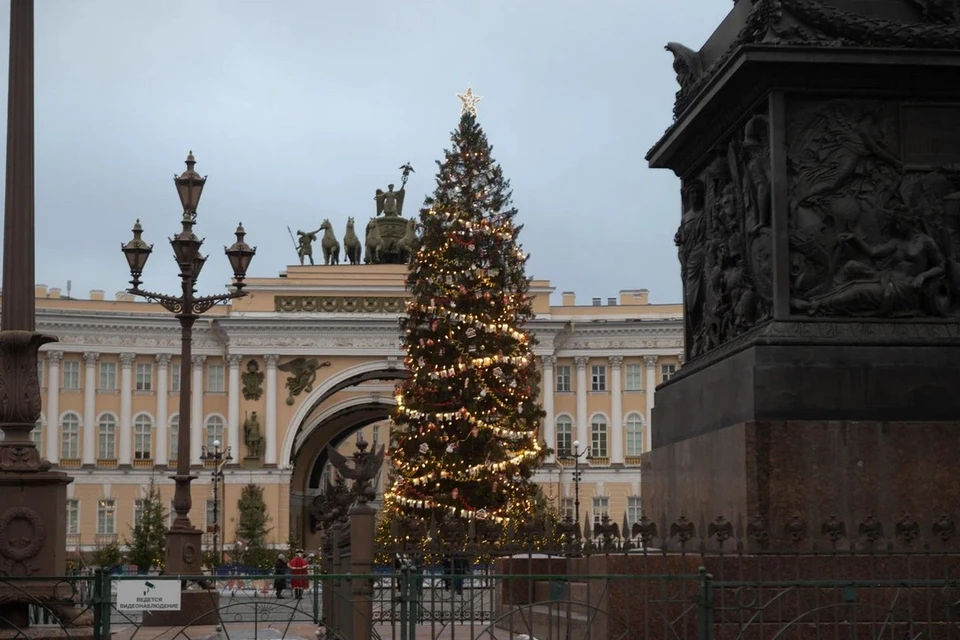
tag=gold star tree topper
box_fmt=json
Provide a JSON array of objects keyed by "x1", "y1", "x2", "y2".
[{"x1": 457, "y1": 85, "x2": 483, "y2": 116}]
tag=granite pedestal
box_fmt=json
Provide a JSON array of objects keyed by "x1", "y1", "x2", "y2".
[{"x1": 645, "y1": 0, "x2": 960, "y2": 550}]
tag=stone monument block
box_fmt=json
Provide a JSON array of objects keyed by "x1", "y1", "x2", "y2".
[{"x1": 645, "y1": 0, "x2": 960, "y2": 549}]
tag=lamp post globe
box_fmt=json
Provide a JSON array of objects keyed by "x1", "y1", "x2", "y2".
[{"x1": 213, "y1": 440, "x2": 220, "y2": 449}]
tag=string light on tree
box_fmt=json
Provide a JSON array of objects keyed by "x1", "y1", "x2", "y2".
[{"x1": 382, "y1": 91, "x2": 546, "y2": 535}]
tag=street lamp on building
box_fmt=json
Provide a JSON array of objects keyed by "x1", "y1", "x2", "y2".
[
  {"x1": 121, "y1": 152, "x2": 255, "y2": 577},
  {"x1": 200, "y1": 439, "x2": 232, "y2": 568},
  {"x1": 570, "y1": 440, "x2": 590, "y2": 528}
]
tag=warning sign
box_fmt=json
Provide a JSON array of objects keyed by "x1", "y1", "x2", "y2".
[{"x1": 116, "y1": 580, "x2": 182, "y2": 612}]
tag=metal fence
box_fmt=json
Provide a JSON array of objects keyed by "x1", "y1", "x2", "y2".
[{"x1": 0, "y1": 549, "x2": 958, "y2": 640}]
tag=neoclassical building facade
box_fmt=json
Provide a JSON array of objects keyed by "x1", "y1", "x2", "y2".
[{"x1": 8, "y1": 264, "x2": 682, "y2": 554}]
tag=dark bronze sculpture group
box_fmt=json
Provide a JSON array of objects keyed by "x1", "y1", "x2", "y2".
[{"x1": 290, "y1": 164, "x2": 418, "y2": 266}]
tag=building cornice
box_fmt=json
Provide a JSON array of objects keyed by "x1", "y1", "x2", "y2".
[
  {"x1": 36, "y1": 310, "x2": 225, "y2": 355},
  {"x1": 29, "y1": 307, "x2": 682, "y2": 356}
]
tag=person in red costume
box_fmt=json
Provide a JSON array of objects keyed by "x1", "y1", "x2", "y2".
[{"x1": 288, "y1": 550, "x2": 309, "y2": 600}]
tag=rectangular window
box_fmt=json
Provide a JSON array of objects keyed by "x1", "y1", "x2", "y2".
[
  {"x1": 66, "y1": 499, "x2": 80, "y2": 535},
  {"x1": 555, "y1": 365, "x2": 571, "y2": 392},
  {"x1": 592, "y1": 496, "x2": 609, "y2": 528},
  {"x1": 170, "y1": 364, "x2": 181, "y2": 392},
  {"x1": 591, "y1": 365, "x2": 606, "y2": 392},
  {"x1": 625, "y1": 364, "x2": 642, "y2": 391},
  {"x1": 372, "y1": 425, "x2": 380, "y2": 448},
  {"x1": 97, "y1": 499, "x2": 116, "y2": 535},
  {"x1": 62, "y1": 361, "x2": 80, "y2": 390},
  {"x1": 627, "y1": 496, "x2": 643, "y2": 526},
  {"x1": 206, "y1": 364, "x2": 225, "y2": 393},
  {"x1": 591, "y1": 424, "x2": 608, "y2": 458},
  {"x1": 38, "y1": 360, "x2": 44, "y2": 387},
  {"x1": 561, "y1": 498, "x2": 575, "y2": 522},
  {"x1": 205, "y1": 499, "x2": 217, "y2": 531},
  {"x1": 556, "y1": 428, "x2": 572, "y2": 458},
  {"x1": 661, "y1": 364, "x2": 677, "y2": 382},
  {"x1": 98, "y1": 421, "x2": 115, "y2": 460},
  {"x1": 134, "y1": 499, "x2": 145, "y2": 526},
  {"x1": 99, "y1": 362, "x2": 116, "y2": 390},
  {"x1": 136, "y1": 363, "x2": 152, "y2": 391}
]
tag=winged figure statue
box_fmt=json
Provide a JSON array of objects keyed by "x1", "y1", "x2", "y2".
[
  {"x1": 631, "y1": 516, "x2": 658, "y2": 548},
  {"x1": 857, "y1": 515, "x2": 884, "y2": 544},
  {"x1": 708, "y1": 514, "x2": 734, "y2": 545},
  {"x1": 894, "y1": 514, "x2": 921, "y2": 544},
  {"x1": 932, "y1": 514, "x2": 956, "y2": 543},
  {"x1": 326, "y1": 437, "x2": 386, "y2": 505},
  {"x1": 596, "y1": 515, "x2": 620, "y2": 551},
  {"x1": 375, "y1": 182, "x2": 406, "y2": 218},
  {"x1": 821, "y1": 514, "x2": 847, "y2": 543},
  {"x1": 670, "y1": 515, "x2": 696, "y2": 544},
  {"x1": 277, "y1": 357, "x2": 331, "y2": 405}
]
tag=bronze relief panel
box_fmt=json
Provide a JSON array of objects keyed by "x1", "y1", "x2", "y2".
[
  {"x1": 786, "y1": 98, "x2": 960, "y2": 318},
  {"x1": 678, "y1": 106, "x2": 774, "y2": 359}
]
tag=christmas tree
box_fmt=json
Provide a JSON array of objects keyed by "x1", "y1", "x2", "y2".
[
  {"x1": 125, "y1": 476, "x2": 166, "y2": 572},
  {"x1": 235, "y1": 484, "x2": 274, "y2": 567},
  {"x1": 384, "y1": 96, "x2": 545, "y2": 530}
]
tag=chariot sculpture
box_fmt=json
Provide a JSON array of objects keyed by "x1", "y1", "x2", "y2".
[{"x1": 288, "y1": 164, "x2": 419, "y2": 266}]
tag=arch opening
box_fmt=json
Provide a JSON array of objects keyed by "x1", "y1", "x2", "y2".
[{"x1": 280, "y1": 361, "x2": 407, "y2": 468}]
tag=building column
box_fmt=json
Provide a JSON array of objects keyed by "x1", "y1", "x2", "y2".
[
  {"x1": 574, "y1": 356, "x2": 589, "y2": 453},
  {"x1": 540, "y1": 356, "x2": 555, "y2": 463},
  {"x1": 82, "y1": 352, "x2": 98, "y2": 466},
  {"x1": 155, "y1": 353, "x2": 171, "y2": 465},
  {"x1": 118, "y1": 353, "x2": 135, "y2": 465},
  {"x1": 45, "y1": 350, "x2": 63, "y2": 464},
  {"x1": 191, "y1": 355, "x2": 206, "y2": 466},
  {"x1": 644, "y1": 355, "x2": 658, "y2": 455},
  {"x1": 265, "y1": 354, "x2": 279, "y2": 466},
  {"x1": 227, "y1": 354, "x2": 242, "y2": 460},
  {"x1": 609, "y1": 356, "x2": 624, "y2": 465}
]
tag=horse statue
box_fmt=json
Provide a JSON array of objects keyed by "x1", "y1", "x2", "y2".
[
  {"x1": 343, "y1": 217, "x2": 362, "y2": 265},
  {"x1": 320, "y1": 219, "x2": 340, "y2": 265},
  {"x1": 398, "y1": 218, "x2": 418, "y2": 262},
  {"x1": 364, "y1": 218, "x2": 384, "y2": 264}
]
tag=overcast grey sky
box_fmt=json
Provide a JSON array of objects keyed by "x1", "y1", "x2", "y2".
[{"x1": 1, "y1": 0, "x2": 729, "y2": 305}]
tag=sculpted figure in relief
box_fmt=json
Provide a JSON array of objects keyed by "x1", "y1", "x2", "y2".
[
  {"x1": 678, "y1": 110, "x2": 773, "y2": 359},
  {"x1": 792, "y1": 210, "x2": 948, "y2": 316},
  {"x1": 787, "y1": 99, "x2": 960, "y2": 317},
  {"x1": 243, "y1": 411, "x2": 263, "y2": 459},
  {"x1": 277, "y1": 357, "x2": 332, "y2": 405}
]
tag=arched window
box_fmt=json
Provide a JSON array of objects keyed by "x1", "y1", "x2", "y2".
[
  {"x1": 98, "y1": 413, "x2": 117, "y2": 460},
  {"x1": 625, "y1": 413, "x2": 644, "y2": 457},
  {"x1": 590, "y1": 414, "x2": 608, "y2": 458},
  {"x1": 205, "y1": 415, "x2": 224, "y2": 450},
  {"x1": 555, "y1": 416, "x2": 573, "y2": 458},
  {"x1": 31, "y1": 419, "x2": 42, "y2": 449},
  {"x1": 61, "y1": 412, "x2": 81, "y2": 459},
  {"x1": 134, "y1": 414, "x2": 153, "y2": 460},
  {"x1": 170, "y1": 415, "x2": 179, "y2": 462}
]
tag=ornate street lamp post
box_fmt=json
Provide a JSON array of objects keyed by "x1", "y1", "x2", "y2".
[
  {"x1": 200, "y1": 440, "x2": 232, "y2": 568},
  {"x1": 121, "y1": 152, "x2": 255, "y2": 576},
  {"x1": 570, "y1": 440, "x2": 590, "y2": 529}
]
